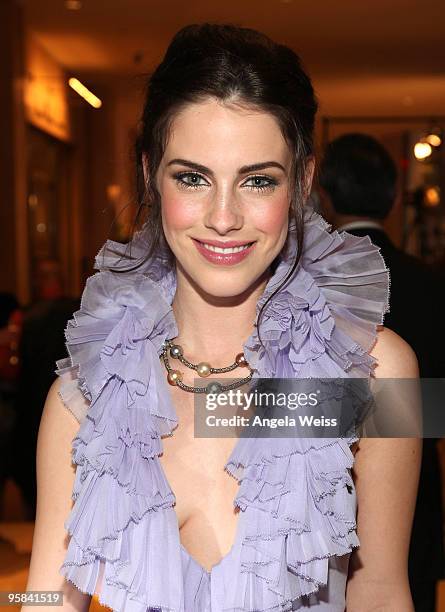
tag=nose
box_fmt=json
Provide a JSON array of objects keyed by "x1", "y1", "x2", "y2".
[{"x1": 203, "y1": 186, "x2": 243, "y2": 234}]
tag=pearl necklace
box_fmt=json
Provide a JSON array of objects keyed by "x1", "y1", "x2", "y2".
[{"x1": 160, "y1": 338, "x2": 253, "y2": 394}]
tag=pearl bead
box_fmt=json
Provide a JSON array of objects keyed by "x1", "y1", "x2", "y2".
[
  {"x1": 167, "y1": 370, "x2": 183, "y2": 385},
  {"x1": 235, "y1": 352, "x2": 247, "y2": 367},
  {"x1": 197, "y1": 362, "x2": 211, "y2": 377},
  {"x1": 169, "y1": 344, "x2": 183, "y2": 359},
  {"x1": 206, "y1": 381, "x2": 222, "y2": 395}
]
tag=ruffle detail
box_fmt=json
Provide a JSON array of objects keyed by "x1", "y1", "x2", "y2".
[
  {"x1": 221, "y1": 435, "x2": 359, "y2": 610},
  {"x1": 56, "y1": 270, "x2": 186, "y2": 611},
  {"x1": 242, "y1": 206, "x2": 390, "y2": 379},
  {"x1": 54, "y1": 203, "x2": 390, "y2": 611}
]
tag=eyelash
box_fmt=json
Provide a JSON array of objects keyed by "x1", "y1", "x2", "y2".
[{"x1": 173, "y1": 172, "x2": 278, "y2": 192}]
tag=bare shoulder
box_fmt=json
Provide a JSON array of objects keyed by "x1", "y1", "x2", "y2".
[
  {"x1": 349, "y1": 326, "x2": 419, "y2": 456},
  {"x1": 370, "y1": 325, "x2": 419, "y2": 378}
]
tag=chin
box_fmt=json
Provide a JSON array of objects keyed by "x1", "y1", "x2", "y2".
[{"x1": 187, "y1": 268, "x2": 266, "y2": 300}]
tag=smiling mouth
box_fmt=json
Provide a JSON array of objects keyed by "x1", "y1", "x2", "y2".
[
  {"x1": 191, "y1": 238, "x2": 257, "y2": 265},
  {"x1": 194, "y1": 240, "x2": 255, "y2": 254}
]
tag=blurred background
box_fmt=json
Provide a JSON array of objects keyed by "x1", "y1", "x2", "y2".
[{"x1": 0, "y1": 0, "x2": 444, "y2": 610}]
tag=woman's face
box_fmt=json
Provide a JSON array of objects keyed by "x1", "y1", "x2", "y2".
[{"x1": 153, "y1": 97, "x2": 311, "y2": 299}]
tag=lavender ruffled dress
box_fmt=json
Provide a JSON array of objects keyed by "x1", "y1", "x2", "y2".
[{"x1": 55, "y1": 204, "x2": 390, "y2": 611}]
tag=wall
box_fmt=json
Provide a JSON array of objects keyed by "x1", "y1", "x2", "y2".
[
  {"x1": 24, "y1": 31, "x2": 71, "y2": 142},
  {"x1": 0, "y1": 0, "x2": 28, "y2": 301}
]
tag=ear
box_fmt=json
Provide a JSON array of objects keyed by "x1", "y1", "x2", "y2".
[
  {"x1": 304, "y1": 156, "x2": 316, "y2": 200},
  {"x1": 142, "y1": 152, "x2": 149, "y2": 185},
  {"x1": 317, "y1": 185, "x2": 335, "y2": 224}
]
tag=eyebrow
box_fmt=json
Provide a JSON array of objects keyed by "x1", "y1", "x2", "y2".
[{"x1": 166, "y1": 158, "x2": 287, "y2": 176}]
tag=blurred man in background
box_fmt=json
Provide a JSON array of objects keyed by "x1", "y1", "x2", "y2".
[
  {"x1": 319, "y1": 133, "x2": 444, "y2": 612},
  {"x1": 8, "y1": 259, "x2": 79, "y2": 519}
]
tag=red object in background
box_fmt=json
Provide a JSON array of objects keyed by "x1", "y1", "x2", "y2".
[
  {"x1": 0, "y1": 308, "x2": 23, "y2": 383},
  {"x1": 400, "y1": 158, "x2": 410, "y2": 170}
]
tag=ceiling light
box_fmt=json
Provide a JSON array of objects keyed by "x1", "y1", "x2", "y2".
[
  {"x1": 68, "y1": 78, "x2": 102, "y2": 108},
  {"x1": 426, "y1": 134, "x2": 442, "y2": 147},
  {"x1": 414, "y1": 142, "x2": 432, "y2": 160},
  {"x1": 424, "y1": 186, "x2": 440, "y2": 207},
  {"x1": 65, "y1": 0, "x2": 82, "y2": 9}
]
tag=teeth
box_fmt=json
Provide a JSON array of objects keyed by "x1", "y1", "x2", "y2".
[{"x1": 201, "y1": 242, "x2": 252, "y2": 254}]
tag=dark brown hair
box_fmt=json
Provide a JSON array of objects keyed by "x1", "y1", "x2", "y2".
[
  {"x1": 122, "y1": 23, "x2": 317, "y2": 347},
  {"x1": 319, "y1": 133, "x2": 397, "y2": 219}
]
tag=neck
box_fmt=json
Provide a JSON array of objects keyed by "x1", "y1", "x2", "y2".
[
  {"x1": 331, "y1": 212, "x2": 384, "y2": 230},
  {"x1": 171, "y1": 264, "x2": 271, "y2": 366}
]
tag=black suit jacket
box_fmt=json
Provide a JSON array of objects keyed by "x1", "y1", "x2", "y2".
[{"x1": 342, "y1": 224, "x2": 444, "y2": 611}]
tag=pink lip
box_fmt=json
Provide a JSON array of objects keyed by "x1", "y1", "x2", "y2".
[{"x1": 192, "y1": 238, "x2": 256, "y2": 266}]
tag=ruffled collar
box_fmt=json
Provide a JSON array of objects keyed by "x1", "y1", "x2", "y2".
[{"x1": 55, "y1": 203, "x2": 390, "y2": 612}]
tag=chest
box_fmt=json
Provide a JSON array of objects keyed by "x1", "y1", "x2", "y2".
[{"x1": 158, "y1": 384, "x2": 240, "y2": 528}]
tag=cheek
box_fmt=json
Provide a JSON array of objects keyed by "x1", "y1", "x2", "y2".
[
  {"x1": 161, "y1": 183, "x2": 201, "y2": 232},
  {"x1": 250, "y1": 193, "x2": 290, "y2": 234}
]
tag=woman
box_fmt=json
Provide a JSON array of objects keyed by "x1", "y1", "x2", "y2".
[{"x1": 25, "y1": 23, "x2": 421, "y2": 612}]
